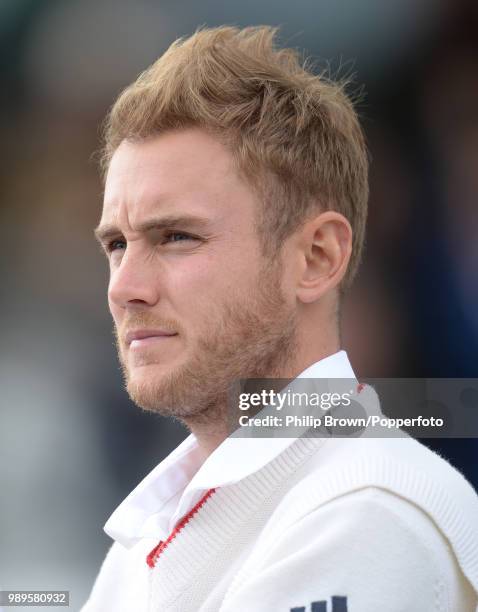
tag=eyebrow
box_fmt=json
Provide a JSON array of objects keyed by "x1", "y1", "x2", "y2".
[{"x1": 94, "y1": 214, "x2": 212, "y2": 244}]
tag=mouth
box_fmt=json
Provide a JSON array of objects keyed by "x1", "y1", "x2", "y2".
[{"x1": 125, "y1": 329, "x2": 178, "y2": 349}]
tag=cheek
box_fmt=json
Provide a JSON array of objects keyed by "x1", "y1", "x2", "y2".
[
  {"x1": 167, "y1": 263, "x2": 233, "y2": 323},
  {"x1": 170, "y1": 257, "x2": 222, "y2": 294}
]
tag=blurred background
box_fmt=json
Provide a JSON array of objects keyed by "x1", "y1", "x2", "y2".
[{"x1": 0, "y1": 0, "x2": 477, "y2": 609}]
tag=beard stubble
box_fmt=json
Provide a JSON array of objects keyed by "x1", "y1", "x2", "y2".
[{"x1": 115, "y1": 259, "x2": 299, "y2": 430}]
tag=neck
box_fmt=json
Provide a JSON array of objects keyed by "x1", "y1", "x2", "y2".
[
  {"x1": 191, "y1": 426, "x2": 228, "y2": 458},
  {"x1": 184, "y1": 341, "x2": 342, "y2": 459}
]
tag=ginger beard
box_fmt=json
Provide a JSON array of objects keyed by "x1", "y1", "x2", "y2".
[{"x1": 114, "y1": 259, "x2": 298, "y2": 428}]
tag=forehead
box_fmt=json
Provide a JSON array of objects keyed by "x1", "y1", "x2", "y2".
[{"x1": 102, "y1": 128, "x2": 255, "y2": 226}]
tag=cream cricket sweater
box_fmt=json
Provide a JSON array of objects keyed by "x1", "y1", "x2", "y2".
[{"x1": 82, "y1": 431, "x2": 478, "y2": 611}]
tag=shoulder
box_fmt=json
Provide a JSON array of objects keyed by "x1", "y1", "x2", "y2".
[
  {"x1": 264, "y1": 436, "x2": 478, "y2": 605},
  {"x1": 284, "y1": 435, "x2": 478, "y2": 519},
  {"x1": 227, "y1": 486, "x2": 476, "y2": 611},
  {"x1": 270, "y1": 486, "x2": 468, "y2": 577}
]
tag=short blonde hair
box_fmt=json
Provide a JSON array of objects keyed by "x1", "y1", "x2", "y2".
[{"x1": 101, "y1": 25, "x2": 369, "y2": 291}]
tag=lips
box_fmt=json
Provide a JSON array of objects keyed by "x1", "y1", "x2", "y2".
[{"x1": 125, "y1": 329, "x2": 177, "y2": 346}]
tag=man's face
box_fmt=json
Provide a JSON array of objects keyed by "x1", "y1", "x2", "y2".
[{"x1": 97, "y1": 128, "x2": 298, "y2": 422}]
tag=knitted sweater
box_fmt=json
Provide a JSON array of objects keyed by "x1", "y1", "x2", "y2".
[{"x1": 81, "y1": 431, "x2": 478, "y2": 611}]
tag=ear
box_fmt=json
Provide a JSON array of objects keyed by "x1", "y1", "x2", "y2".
[{"x1": 296, "y1": 211, "x2": 352, "y2": 304}]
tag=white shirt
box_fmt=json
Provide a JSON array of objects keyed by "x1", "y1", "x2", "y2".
[
  {"x1": 82, "y1": 349, "x2": 478, "y2": 611},
  {"x1": 104, "y1": 350, "x2": 356, "y2": 548}
]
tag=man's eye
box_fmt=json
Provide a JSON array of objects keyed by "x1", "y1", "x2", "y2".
[
  {"x1": 104, "y1": 233, "x2": 196, "y2": 254},
  {"x1": 107, "y1": 239, "x2": 126, "y2": 252},
  {"x1": 164, "y1": 232, "x2": 195, "y2": 243}
]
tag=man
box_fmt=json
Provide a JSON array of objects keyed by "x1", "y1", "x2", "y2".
[{"x1": 82, "y1": 26, "x2": 478, "y2": 611}]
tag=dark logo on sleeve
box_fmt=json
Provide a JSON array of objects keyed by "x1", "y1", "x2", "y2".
[{"x1": 291, "y1": 595, "x2": 348, "y2": 612}]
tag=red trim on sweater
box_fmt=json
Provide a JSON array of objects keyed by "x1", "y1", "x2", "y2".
[{"x1": 146, "y1": 487, "x2": 217, "y2": 568}]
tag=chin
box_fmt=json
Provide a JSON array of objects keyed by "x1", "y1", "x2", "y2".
[
  {"x1": 124, "y1": 362, "x2": 180, "y2": 410},
  {"x1": 125, "y1": 375, "x2": 166, "y2": 412},
  {"x1": 126, "y1": 362, "x2": 171, "y2": 388}
]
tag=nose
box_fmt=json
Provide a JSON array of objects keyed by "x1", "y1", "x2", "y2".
[{"x1": 108, "y1": 247, "x2": 160, "y2": 309}]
